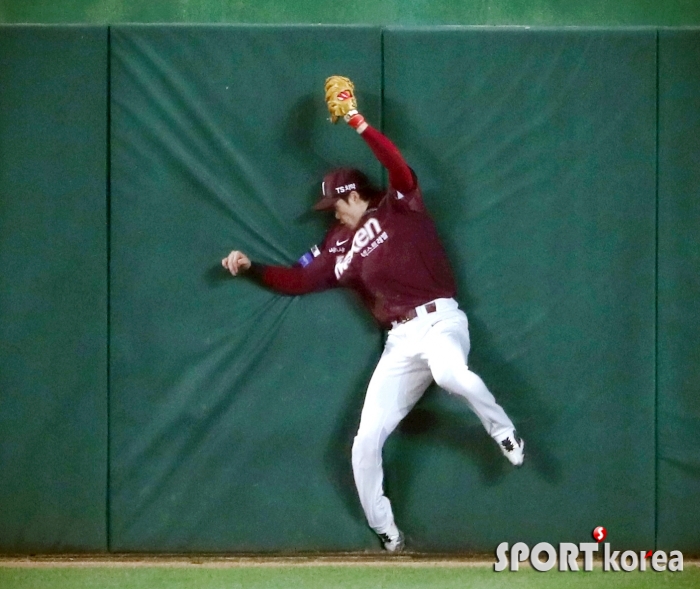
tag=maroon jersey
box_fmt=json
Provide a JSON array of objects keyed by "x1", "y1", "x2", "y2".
[
  {"x1": 322, "y1": 181, "x2": 455, "y2": 326},
  {"x1": 250, "y1": 127, "x2": 457, "y2": 328}
]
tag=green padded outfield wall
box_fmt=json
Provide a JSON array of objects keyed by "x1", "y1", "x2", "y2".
[
  {"x1": 657, "y1": 28, "x2": 700, "y2": 553},
  {"x1": 1, "y1": 23, "x2": 699, "y2": 555},
  {"x1": 381, "y1": 28, "x2": 657, "y2": 550},
  {"x1": 0, "y1": 26, "x2": 108, "y2": 551},
  {"x1": 109, "y1": 25, "x2": 384, "y2": 551}
]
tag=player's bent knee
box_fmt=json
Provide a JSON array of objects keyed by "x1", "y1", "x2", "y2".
[
  {"x1": 432, "y1": 363, "x2": 479, "y2": 396},
  {"x1": 431, "y1": 365, "x2": 462, "y2": 393}
]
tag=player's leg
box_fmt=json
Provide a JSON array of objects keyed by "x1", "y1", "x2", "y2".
[
  {"x1": 422, "y1": 310, "x2": 524, "y2": 465},
  {"x1": 352, "y1": 337, "x2": 432, "y2": 548}
]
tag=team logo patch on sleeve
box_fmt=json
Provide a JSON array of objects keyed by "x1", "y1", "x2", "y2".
[{"x1": 298, "y1": 245, "x2": 321, "y2": 268}]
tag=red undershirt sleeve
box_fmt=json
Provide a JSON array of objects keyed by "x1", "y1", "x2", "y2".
[
  {"x1": 360, "y1": 126, "x2": 416, "y2": 194},
  {"x1": 248, "y1": 261, "x2": 335, "y2": 295}
]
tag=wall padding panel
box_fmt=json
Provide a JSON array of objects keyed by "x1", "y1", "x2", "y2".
[
  {"x1": 109, "y1": 25, "x2": 384, "y2": 551},
  {"x1": 657, "y1": 28, "x2": 700, "y2": 554},
  {"x1": 382, "y1": 27, "x2": 657, "y2": 551},
  {"x1": 0, "y1": 26, "x2": 108, "y2": 552}
]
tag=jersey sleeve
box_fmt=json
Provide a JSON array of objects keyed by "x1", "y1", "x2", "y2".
[
  {"x1": 361, "y1": 126, "x2": 415, "y2": 193},
  {"x1": 248, "y1": 237, "x2": 338, "y2": 296},
  {"x1": 360, "y1": 125, "x2": 425, "y2": 212}
]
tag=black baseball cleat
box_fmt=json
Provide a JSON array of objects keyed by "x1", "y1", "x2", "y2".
[
  {"x1": 498, "y1": 430, "x2": 525, "y2": 466},
  {"x1": 378, "y1": 529, "x2": 405, "y2": 553}
]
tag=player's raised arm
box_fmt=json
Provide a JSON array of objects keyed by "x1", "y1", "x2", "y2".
[{"x1": 324, "y1": 75, "x2": 415, "y2": 194}]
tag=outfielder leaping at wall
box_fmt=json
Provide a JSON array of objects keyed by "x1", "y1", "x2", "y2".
[{"x1": 222, "y1": 76, "x2": 523, "y2": 553}]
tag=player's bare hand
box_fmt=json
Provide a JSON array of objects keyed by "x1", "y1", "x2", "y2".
[{"x1": 222, "y1": 250, "x2": 251, "y2": 276}]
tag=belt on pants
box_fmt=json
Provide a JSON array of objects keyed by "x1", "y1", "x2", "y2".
[
  {"x1": 392, "y1": 301, "x2": 439, "y2": 327},
  {"x1": 390, "y1": 298, "x2": 459, "y2": 328}
]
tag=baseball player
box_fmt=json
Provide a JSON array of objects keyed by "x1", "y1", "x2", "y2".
[{"x1": 222, "y1": 76, "x2": 524, "y2": 553}]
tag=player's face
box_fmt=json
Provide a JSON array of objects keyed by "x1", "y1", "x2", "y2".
[{"x1": 334, "y1": 192, "x2": 366, "y2": 229}]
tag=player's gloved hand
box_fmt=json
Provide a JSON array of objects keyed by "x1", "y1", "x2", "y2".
[
  {"x1": 222, "y1": 250, "x2": 251, "y2": 276},
  {"x1": 324, "y1": 75, "x2": 368, "y2": 133}
]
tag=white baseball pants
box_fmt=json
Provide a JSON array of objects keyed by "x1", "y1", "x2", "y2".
[{"x1": 351, "y1": 298, "x2": 516, "y2": 536}]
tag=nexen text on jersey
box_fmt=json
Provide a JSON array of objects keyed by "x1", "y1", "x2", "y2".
[{"x1": 335, "y1": 218, "x2": 385, "y2": 279}]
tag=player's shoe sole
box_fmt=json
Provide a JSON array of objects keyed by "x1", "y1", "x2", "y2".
[{"x1": 498, "y1": 430, "x2": 524, "y2": 466}]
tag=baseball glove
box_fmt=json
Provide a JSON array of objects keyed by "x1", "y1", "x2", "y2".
[{"x1": 324, "y1": 75, "x2": 359, "y2": 123}]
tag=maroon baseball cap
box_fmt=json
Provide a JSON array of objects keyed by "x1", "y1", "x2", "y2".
[{"x1": 313, "y1": 168, "x2": 370, "y2": 211}]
